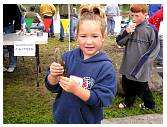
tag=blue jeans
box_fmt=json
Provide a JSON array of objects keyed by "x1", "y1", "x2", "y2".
[
  {"x1": 43, "y1": 15, "x2": 54, "y2": 36},
  {"x1": 156, "y1": 35, "x2": 163, "y2": 65},
  {"x1": 3, "y1": 25, "x2": 17, "y2": 68},
  {"x1": 73, "y1": 17, "x2": 78, "y2": 38},
  {"x1": 21, "y1": 16, "x2": 25, "y2": 25},
  {"x1": 107, "y1": 17, "x2": 115, "y2": 35},
  {"x1": 60, "y1": 15, "x2": 75, "y2": 40}
]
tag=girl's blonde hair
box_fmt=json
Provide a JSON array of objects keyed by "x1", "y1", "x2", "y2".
[{"x1": 76, "y1": 4, "x2": 106, "y2": 36}]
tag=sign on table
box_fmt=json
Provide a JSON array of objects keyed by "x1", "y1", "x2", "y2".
[{"x1": 14, "y1": 41, "x2": 35, "y2": 56}]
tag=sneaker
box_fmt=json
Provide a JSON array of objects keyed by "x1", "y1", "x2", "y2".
[
  {"x1": 139, "y1": 103, "x2": 146, "y2": 110},
  {"x1": 118, "y1": 102, "x2": 127, "y2": 109},
  {"x1": 50, "y1": 35, "x2": 55, "y2": 38},
  {"x1": 117, "y1": 45, "x2": 123, "y2": 49},
  {"x1": 7, "y1": 67, "x2": 15, "y2": 73},
  {"x1": 59, "y1": 39, "x2": 64, "y2": 42},
  {"x1": 3, "y1": 67, "x2": 7, "y2": 72},
  {"x1": 139, "y1": 103, "x2": 156, "y2": 110}
]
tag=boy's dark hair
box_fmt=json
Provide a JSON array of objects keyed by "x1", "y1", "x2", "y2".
[
  {"x1": 30, "y1": 6, "x2": 35, "y2": 12},
  {"x1": 130, "y1": 4, "x2": 148, "y2": 14}
]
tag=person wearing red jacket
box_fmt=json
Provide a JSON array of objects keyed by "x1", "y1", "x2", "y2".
[
  {"x1": 148, "y1": 7, "x2": 163, "y2": 32},
  {"x1": 148, "y1": 7, "x2": 163, "y2": 66}
]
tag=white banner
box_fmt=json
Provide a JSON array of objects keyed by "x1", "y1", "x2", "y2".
[{"x1": 14, "y1": 41, "x2": 35, "y2": 56}]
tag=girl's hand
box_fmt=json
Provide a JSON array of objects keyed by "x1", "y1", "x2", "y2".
[
  {"x1": 50, "y1": 62, "x2": 64, "y2": 78},
  {"x1": 59, "y1": 76, "x2": 79, "y2": 93}
]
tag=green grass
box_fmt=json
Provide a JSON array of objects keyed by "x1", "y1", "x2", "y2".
[
  {"x1": 104, "y1": 92, "x2": 163, "y2": 119},
  {"x1": 3, "y1": 36, "x2": 163, "y2": 123}
]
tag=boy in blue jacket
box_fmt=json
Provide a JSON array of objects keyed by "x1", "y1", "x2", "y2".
[{"x1": 45, "y1": 5, "x2": 116, "y2": 124}]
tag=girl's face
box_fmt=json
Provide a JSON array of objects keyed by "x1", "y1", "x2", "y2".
[{"x1": 77, "y1": 20, "x2": 104, "y2": 59}]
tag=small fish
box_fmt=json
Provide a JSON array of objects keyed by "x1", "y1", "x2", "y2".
[{"x1": 54, "y1": 48, "x2": 66, "y2": 76}]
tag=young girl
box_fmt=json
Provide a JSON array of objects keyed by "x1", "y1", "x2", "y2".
[{"x1": 45, "y1": 5, "x2": 116, "y2": 124}]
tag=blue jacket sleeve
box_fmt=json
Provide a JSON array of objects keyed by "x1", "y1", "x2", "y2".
[
  {"x1": 44, "y1": 68, "x2": 62, "y2": 93},
  {"x1": 116, "y1": 28, "x2": 129, "y2": 47},
  {"x1": 85, "y1": 63, "x2": 117, "y2": 107}
]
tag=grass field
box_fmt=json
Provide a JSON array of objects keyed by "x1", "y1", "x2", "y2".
[{"x1": 3, "y1": 36, "x2": 163, "y2": 124}]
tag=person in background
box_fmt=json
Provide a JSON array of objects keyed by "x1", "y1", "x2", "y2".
[
  {"x1": 116, "y1": 4, "x2": 159, "y2": 110},
  {"x1": 72, "y1": 8, "x2": 79, "y2": 39},
  {"x1": 148, "y1": 7, "x2": 163, "y2": 66},
  {"x1": 25, "y1": 5, "x2": 44, "y2": 31},
  {"x1": 148, "y1": 7, "x2": 163, "y2": 32},
  {"x1": 148, "y1": 4, "x2": 161, "y2": 17},
  {"x1": 45, "y1": 4, "x2": 116, "y2": 124},
  {"x1": 58, "y1": 4, "x2": 75, "y2": 42},
  {"x1": 40, "y1": 4, "x2": 56, "y2": 37},
  {"x1": 17, "y1": 4, "x2": 27, "y2": 25},
  {"x1": 155, "y1": 21, "x2": 164, "y2": 78},
  {"x1": 105, "y1": 4, "x2": 120, "y2": 36},
  {"x1": 3, "y1": 4, "x2": 22, "y2": 72}
]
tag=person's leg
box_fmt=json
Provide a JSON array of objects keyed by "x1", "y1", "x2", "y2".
[
  {"x1": 3, "y1": 25, "x2": 16, "y2": 72},
  {"x1": 3, "y1": 26, "x2": 9, "y2": 70},
  {"x1": 136, "y1": 82, "x2": 155, "y2": 109},
  {"x1": 3, "y1": 25, "x2": 14, "y2": 34},
  {"x1": 49, "y1": 17, "x2": 55, "y2": 37},
  {"x1": 156, "y1": 35, "x2": 163, "y2": 65},
  {"x1": 59, "y1": 15, "x2": 65, "y2": 41},
  {"x1": 123, "y1": 76, "x2": 136, "y2": 107},
  {"x1": 7, "y1": 45, "x2": 17, "y2": 72},
  {"x1": 69, "y1": 16, "x2": 75, "y2": 41},
  {"x1": 3, "y1": 46, "x2": 8, "y2": 72},
  {"x1": 21, "y1": 16, "x2": 25, "y2": 25},
  {"x1": 107, "y1": 18, "x2": 111, "y2": 36},
  {"x1": 111, "y1": 19, "x2": 115, "y2": 35},
  {"x1": 109, "y1": 18, "x2": 114, "y2": 35},
  {"x1": 119, "y1": 75, "x2": 136, "y2": 108},
  {"x1": 72, "y1": 17, "x2": 78, "y2": 40}
]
